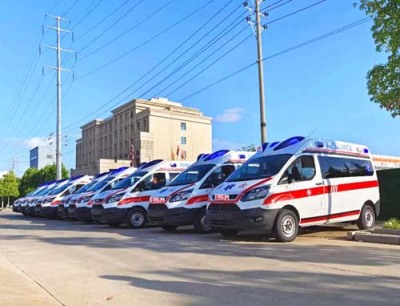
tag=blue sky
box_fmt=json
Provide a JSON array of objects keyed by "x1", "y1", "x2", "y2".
[{"x1": 0, "y1": 0, "x2": 399, "y2": 177}]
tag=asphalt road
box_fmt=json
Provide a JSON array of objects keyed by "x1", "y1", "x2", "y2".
[{"x1": 0, "y1": 209, "x2": 399, "y2": 306}]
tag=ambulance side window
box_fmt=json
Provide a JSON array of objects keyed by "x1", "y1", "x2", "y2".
[
  {"x1": 137, "y1": 173, "x2": 167, "y2": 191},
  {"x1": 169, "y1": 172, "x2": 179, "y2": 182},
  {"x1": 200, "y1": 165, "x2": 235, "y2": 189},
  {"x1": 279, "y1": 156, "x2": 316, "y2": 184},
  {"x1": 62, "y1": 189, "x2": 70, "y2": 197}
]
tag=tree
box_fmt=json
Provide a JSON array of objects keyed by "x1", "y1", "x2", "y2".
[
  {"x1": 0, "y1": 171, "x2": 19, "y2": 207},
  {"x1": 19, "y1": 167, "x2": 42, "y2": 196},
  {"x1": 240, "y1": 144, "x2": 258, "y2": 152},
  {"x1": 18, "y1": 164, "x2": 69, "y2": 197},
  {"x1": 358, "y1": 0, "x2": 400, "y2": 117},
  {"x1": 41, "y1": 164, "x2": 69, "y2": 182}
]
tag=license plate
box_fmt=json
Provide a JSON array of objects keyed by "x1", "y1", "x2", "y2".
[
  {"x1": 150, "y1": 197, "x2": 166, "y2": 204},
  {"x1": 215, "y1": 194, "x2": 230, "y2": 201}
]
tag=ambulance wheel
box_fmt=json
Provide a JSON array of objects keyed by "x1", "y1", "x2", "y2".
[
  {"x1": 356, "y1": 204, "x2": 375, "y2": 230},
  {"x1": 127, "y1": 209, "x2": 146, "y2": 229},
  {"x1": 219, "y1": 230, "x2": 238, "y2": 237},
  {"x1": 273, "y1": 209, "x2": 299, "y2": 242},
  {"x1": 194, "y1": 209, "x2": 214, "y2": 234},
  {"x1": 161, "y1": 225, "x2": 178, "y2": 232}
]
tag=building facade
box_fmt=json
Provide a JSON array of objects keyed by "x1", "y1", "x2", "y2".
[
  {"x1": 72, "y1": 97, "x2": 212, "y2": 175},
  {"x1": 29, "y1": 145, "x2": 56, "y2": 169}
]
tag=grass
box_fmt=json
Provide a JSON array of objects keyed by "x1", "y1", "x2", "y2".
[{"x1": 383, "y1": 218, "x2": 400, "y2": 229}]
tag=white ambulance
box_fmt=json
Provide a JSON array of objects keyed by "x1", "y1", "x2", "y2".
[
  {"x1": 39, "y1": 175, "x2": 93, "y2": 218},
  {"x1": 148, "y1": 150, "x2": 254, "y2": 233},
  {"x1": 25, "y1": 181, "x2": 60, "y2": 216},
  {"x1": 58, "y1": 172, "x2": 109, "y2": 219},
  {"x1": 74, "y1": 167, "x2": 136, "y2": 222},
  {"x1": 207, "y1": 136, "x2": 380, "y2": 242},
  {"x1": 17, "y1": 183, "x2": 53, "y2": 214},
  {"x1": 92, "y1": 159, "x2": 193, "y2": 228}
]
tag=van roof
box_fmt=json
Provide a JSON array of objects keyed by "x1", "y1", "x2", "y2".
[
  {"x1": 195, "y1": 150, "x2": 255, "y2": 166},
  {"x1": 139, "y1": 159, "x2": 194, "y2": 172},
  {"x1": 259, "y1": 136, "x2": 371, "y2": 159}
]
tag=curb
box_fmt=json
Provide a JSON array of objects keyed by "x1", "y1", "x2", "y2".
[{"x1": 347, "y1": 228, "x2": 400, "y2": 245}]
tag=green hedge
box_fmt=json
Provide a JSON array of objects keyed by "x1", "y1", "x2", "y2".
[{"x1": 377, "y1": 169, "x2": 400, "y2": 220}]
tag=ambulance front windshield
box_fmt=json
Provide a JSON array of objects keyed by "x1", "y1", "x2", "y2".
[
  {"x1": 112, "y1": 171, "x2": 147, "y2": 190},
  {"x1": 227, "y1": 154, "x2": 292, "y2": 182},
  {"x1": 87, "y1": 177, "x2": 113, "y2": 192},
  {"x1": 168, "y1": 164, "x2": 215, "y2": 186}
]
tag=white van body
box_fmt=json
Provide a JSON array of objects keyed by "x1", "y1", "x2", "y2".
[
  {"x1": 148, "y1": 151, "x2": 254, "y2": 233},
  {"x1": 25, "y1": 182, "x2": 60, "y2": 216},
  {"x1": 17, "y1": 184, "x2": 51, "y2": 214},
  {"x1": 207, "y1": 136, "x2": 380, "y2": 242},
  {"x1": 93, "y1": 160, "x2": 193, "y2": 228},
  {"x1": 58, "y1": 172, "x2": 109, "y2": 219},
  {"x1": 74, "y1": 167, "x2": 136, "y2": 222},
  {"x1": 39, "y1": 175, "x2": 93, "y2": 218}
]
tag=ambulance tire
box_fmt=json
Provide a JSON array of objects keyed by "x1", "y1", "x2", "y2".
[
  {"x1": 194, "y1": 209, "x2": 214, "y2": 234},
  {"x1": 356, "y1": 204, "x2": 376, "y2": 230},
  {"x1": 127, "y1": 209, "x2": 146, "y2": 229},
  {"x1": 219, "y1": 230, "x2": 239, "y2": 237},
  {"x1": 161, "y1": 225, "x2": 178, "y2": 232},
  {"x1": 273, "y1": 209, "x2": 299, "y2": 243}
]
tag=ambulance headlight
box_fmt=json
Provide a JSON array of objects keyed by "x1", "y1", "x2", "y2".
[
  {"x1": 79, "y1": 195, "x2": 92, "y2": 203},
  {"x1": 106, "y1": 193, "x2": 124, "y2": 204},
  {"x1": 241, "y1": 186, "x2": 269, "y2": 202},
  {"x1": 169, "y1": 189, "x2": 193, "y2": 203}
]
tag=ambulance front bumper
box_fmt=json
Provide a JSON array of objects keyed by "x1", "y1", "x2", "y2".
[
  {"x1": 148, "y1": 205, "x2": 197, "y2": 226},
  {"x1": 40, "y1": 206, "x2": 58, "y2": 218},
  {"x1": 207, "y1": 204, "x2": 279, "y2": 232},
  {"x1": 99, "y1": 207, "x2": 129, "y2": 224},
  {"x1": 75, "y1": 207, "x2": 92, "y2": 221}
]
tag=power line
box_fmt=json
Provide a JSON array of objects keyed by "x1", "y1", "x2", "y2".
[
  {"x1": 164, "y1": 32, "x2": 253, "y2": 97},
  {"x1": 78, "y1": 0, "x2": 174, "y2": 61},
  {"x1": 267, "y1": 0, "x2": 326, "y2": 26},
  {"x1": 76, "y1": 0, "x2": 131, "y2": 41},
  {"x1": 136, "y1": 12, "x2": 247, "y2": 100},
  {"x1": 77, "y1": 0, "x2": 145, "y2": 53},
  {"x1": 71, "y1": 0, "x2": 105, "y2": 30},
  {"x1": 62, "y1": 0, "x2": 80, "y2": 17},
  {"x1": 61, "y1": 0, "x2": 293, "y2": 135},
  {"x1": 79, "y1": 0, "x2": 216, "y2": 79},
  {"x1": 178, "y1": 17, "x2": 372, "y2": 102},
  {"x1": 61, "y1": 0, "x2": 239, "y2": 132}
]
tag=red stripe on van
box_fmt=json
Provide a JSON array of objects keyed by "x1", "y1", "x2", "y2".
[
  {"x1": 300, "y1": 210, "x2": 360, "y2": 224},
  {"x1": 186, "y1": 195, "x2": 209, "y2": 205},
  {"x1": 118, "y1": 196, "x2": 150, "y2": 206},
  {"x1": 263, "y1": 180, "x2": 378, "y2": 205}
]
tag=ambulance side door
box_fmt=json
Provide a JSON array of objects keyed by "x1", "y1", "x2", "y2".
[{"x1": 279, "y1": 155, "x2": 324, "y2": 220}]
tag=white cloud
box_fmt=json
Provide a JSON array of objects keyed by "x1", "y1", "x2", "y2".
[
  {"x1": 215, "y1": 107, "x2": 243, "y2": 123},
  {"x1": 0, "y1": 137, "x2": 47, "y2": 149},
  {"x1": 212, "y1": 138, "x2": 244, "y2": 151},
  {"x1": 23, "y1": 137, "x2": 47, "y2": 149}
]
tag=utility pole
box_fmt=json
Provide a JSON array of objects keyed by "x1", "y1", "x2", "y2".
[
  {"x1": 41, "y1": 15, "x2": 75, "y2": 180},
  {"x1": 10, "y1": 156, "x2": 18, "y2": 173},
  {"x1": 245, "y1": 1, "x2": 267, "y2": 144}
]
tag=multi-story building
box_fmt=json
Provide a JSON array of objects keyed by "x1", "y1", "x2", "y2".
[
  {"x1": 29, "y1": 145, "x2": 56, "y2": 169},
  {"x1": 72, "y1": 97, "x2": 212, "y2": 175}
]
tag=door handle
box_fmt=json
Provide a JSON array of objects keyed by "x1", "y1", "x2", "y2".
[{"x1": 315, "y1": 182, "x2": 323, "y2": 186}]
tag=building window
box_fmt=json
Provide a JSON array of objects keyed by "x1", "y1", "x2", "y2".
[
  {"x1": 137, "y1": 122, "x2": 140, "y2": 131},
  {"x1": 143, "y1": 119, "x2": 147, "y2": 131},
  {"x1": 181, "y1": 122, "x2": 186, "y2": 131},
  {"x1": 130, "y1": 111, "x2": 134, "y2": 118},
  {"x1": 181, "y1": 137, "x2": 187, "y2": 145}
]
